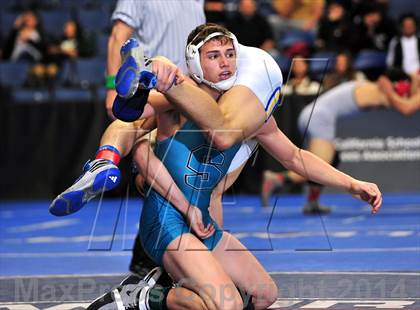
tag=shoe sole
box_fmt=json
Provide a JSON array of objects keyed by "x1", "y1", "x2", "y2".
[
  {"x1": 116, "y1": 55, "x2": 141, "y2": 99},
  {"x1": 116, "y1": 40, "x2": 145, "y2": 99},
  {"x1": 116, "y1": 39, "x2": 156, "y2": 99},
  {"x1": 49, "y1": 167, "x2": 120, "y2": 216}
]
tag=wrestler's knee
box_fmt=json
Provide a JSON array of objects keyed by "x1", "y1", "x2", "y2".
[
  {"x1": 252, "y1": 278, "x2": 278, "y2": 308},
  {"x1": 217, "y1": 288, "x2": 243, "y2": 310}
]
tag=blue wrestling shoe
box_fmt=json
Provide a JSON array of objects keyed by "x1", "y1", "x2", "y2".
[
  {"x1": 87, "y1": 267, "x2": 164, "y2": 310},
  {"x1": 112, "y1": 88, "x2": 151, "y2": 122},
  {"x1": 116, "y1": 38, "x2": 157, "y2": 99},
  {"x1": 49, "y1": 159, "x2": 121, "y2": 216}
]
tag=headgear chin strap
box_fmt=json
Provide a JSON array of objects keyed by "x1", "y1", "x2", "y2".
[{"x1": 186, "y1": 31, "x2": 239, "y2": 92}]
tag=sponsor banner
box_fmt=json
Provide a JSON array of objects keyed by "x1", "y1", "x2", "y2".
[{"x1": 334, "y1": 109, "x2": 420, "y2": 192}]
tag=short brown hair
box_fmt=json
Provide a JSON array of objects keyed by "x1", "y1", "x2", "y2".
[{"x1": 187, "y1": 23, "x2": 232, "y2": 46}]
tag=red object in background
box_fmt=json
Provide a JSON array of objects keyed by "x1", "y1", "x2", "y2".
[
  {"x1": 283, "y1": 41, "x2": 311, "y2": 58},
  {"x1": 394, "y1": 80, "x2": 411, "y2": 97}
]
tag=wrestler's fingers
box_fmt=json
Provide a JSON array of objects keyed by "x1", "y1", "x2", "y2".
[
  {"x1": 203, "y1": 226, "x2": 215, "y2": 239},
  {"x1": 165, "y1": 68, "x2": 177, "y2": 91},
  {"x1": 175, "y1": 69, "x2": 185, "y2": 85},
  {"x1": 371, "y1": 194, "x2": 382, "y2": 214}
]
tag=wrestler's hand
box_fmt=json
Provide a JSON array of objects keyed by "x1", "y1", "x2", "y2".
[
  {"x1": 134, "y1": 173, "x2": 146, "y2": 197},
  {"x1": 186, "y1": 205, "x2": 215, "y2": 239},
  {"x1": 151, "y1": 56, "x2": 185, "y2": 93},
  {"x1": 349, "y1": 180, "x2": 382, "y2": 214}
]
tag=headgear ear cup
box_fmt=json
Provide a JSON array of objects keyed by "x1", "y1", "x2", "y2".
[
  {"x1": 112, "y1": 89, "x2": 150, "y2": 122},
  {"x1": 186, "y1": 43, "x2": 204, "y2": 82}
]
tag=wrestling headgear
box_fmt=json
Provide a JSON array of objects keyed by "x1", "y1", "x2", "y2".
[{"x1": 186, "y1": 31, "x2": 239, "y2": 92}]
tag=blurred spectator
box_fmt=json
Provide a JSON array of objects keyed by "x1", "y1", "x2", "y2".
[
  {"x1": 386, "y1": 13, "x2": 420, "y2": 75},
  {"x1": 47, "y1": 19, "x2": 94, "y2": 63},
  {"x1": 205, "y1": 0, "x2": 226, "y2": 24},
  {"x1": 225, "y1": 0, "x2": 276, "y2": 54},
  {"x1": 316, "y1": 1, "x2": 352, "y2": 52},
  {"x1": 323, "y1": 51, "x2": 366, "y2": 90},
  {"x1": 269, "y1": 0, "x2": 325, "y2": 37},
  {"x1": 283, "y1": 57, "x2": 321, "y2": 95},
  {"x1": 28, "y1": 19, "x2": 94, "y2": 87},
  {"x1": 349, "y1": 0, "x2": 388, "y2": 21},
  {"x1": 349, "y1": 2, "x2": 396, "y2": 54},
  {"x1": 3, "y1": 10, "x2": 46, "y2": 63}
]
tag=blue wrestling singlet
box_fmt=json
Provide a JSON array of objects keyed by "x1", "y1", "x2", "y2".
[{"x1": 140, "y1": 121, "x2": 240, "y2": 264}]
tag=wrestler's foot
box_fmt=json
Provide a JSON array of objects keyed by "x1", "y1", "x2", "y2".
[
  {"x1": 116, "y1": 38, "x2": 156, "y2": 99},
  {"x1": 303, "y1": 201, "x2": 331, "y2": 215},
  {"x1": 130, "y1": 259, "x2": 173, "y2": 287},
  {"x1": 261, "y1": 170, "x2": 284, "y2": 207},
  {"x1": 49, "y1": 159, "x2": 121, "y2": 216},
  {"x1": 112, "y1": 87, "x2": 151, "y2": 122},
  {"x1": 87, "y1": 267, "x2": 163, "y2": 310}
]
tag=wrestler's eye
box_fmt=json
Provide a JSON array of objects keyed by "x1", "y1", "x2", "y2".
[
  {"x1": 226, "y1": 50, "x2": 235, "y2": 58},
  {"x1": 208, "y1": 53, "x2": 218, "y2": 60}
]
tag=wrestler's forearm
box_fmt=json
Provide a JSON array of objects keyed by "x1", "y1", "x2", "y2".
[
  {"x1": 107, "y1": 35, "x2": 121, "y2": 76},
  {"x1": 289, "y1": 149, "x2": 355, "y2": 192},
  {"x1": 105, "y1": 23, "x2": 134, "y2": 116},
  {"x1": 258, "y1": 125, "x2": 355, "y2": 192},
  {"x1": 107, "y1": 22, "x2": 133, "y2": 76},
  {"x1": 387, "y1": 92, "x2": 420, "y2": 116},
  {"x1": 134, "y1": 143, "x2": 190, "y2": 215},
  {"x1": 147, "y1": 164, "x2": 191, "y2": 215}
]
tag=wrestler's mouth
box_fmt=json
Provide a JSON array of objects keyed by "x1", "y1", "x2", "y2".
[{"x1": 219, "y1": 71, "x2": 232, "y2": 80}]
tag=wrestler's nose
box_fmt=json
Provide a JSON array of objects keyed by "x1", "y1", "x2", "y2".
[{"x1": 219, "y1": 55, "x2": 229, "y2": 67}]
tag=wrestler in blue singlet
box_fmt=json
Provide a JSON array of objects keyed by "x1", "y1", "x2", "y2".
[{"x1": 140, "y1": 121, "x2": 240, "y2": 264}]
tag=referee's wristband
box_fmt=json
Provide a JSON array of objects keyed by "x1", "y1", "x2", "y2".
[{"x1": 105, "y1": 75, "x2": 116, "y2": 90}]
